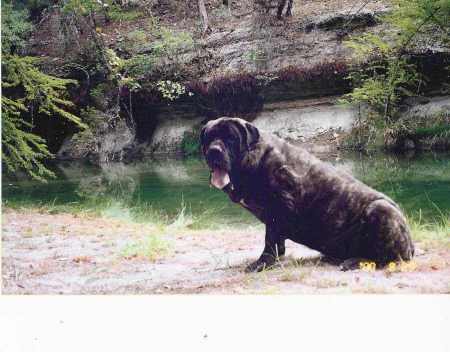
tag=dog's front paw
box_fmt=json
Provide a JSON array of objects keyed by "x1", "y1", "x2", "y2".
[
  {"x1": 245, "y1": 260, "x2": 266, "y2": 273},
  {"x1": 245, "y1": 258, "x2": 275, "y2": 273}
]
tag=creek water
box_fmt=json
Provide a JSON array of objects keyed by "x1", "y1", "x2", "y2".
[{"x1": 3, "y1": 152, "x2": 450, "y2": 228}]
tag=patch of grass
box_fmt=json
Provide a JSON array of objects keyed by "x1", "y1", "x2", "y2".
[
  {"x1": 108, "y1": 5, "x2": 145, "y2": 22},
  {"x1": 386, "y1": 112, "x2": 450, "y2": 151},
  {"x1": 121, "y1": 233, "x2": 172, "y2": 261},
  {"x1": 181, "y1": 129, "x2": 201, "y2": 157},
  {"x1": 2, "y1": 196, "x2": 241, "y2": 232},
  {"x1": 278, "y1": 268, "x2": 311, "y2": 282},
  {"x1": 167, "y1": 202, "x2": 195, "y2": 230},
  {"x1": 408, "y1": 211, "x2": 450, "y2": 248},
  {"x1": 120, "y1": 29, "x2": 149, "y2": 54}
]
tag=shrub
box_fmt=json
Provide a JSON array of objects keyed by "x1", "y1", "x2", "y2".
[
  {"x1": 340, "y1": 0, "x2": 450, "y2": 150},
  {"x1": 181, "y1": 128, "x2": 201, "y2": 156},
  {"x1": 108, "y1": 4, "x2": 145, "y2": 22},
  {"x1": 120, "y1": 29, "x2": 149, "y2": 54},
  {"x1": 1, "y1": 1, "x2": 33, "y2": 55},
  {"x1": 385, "y1": 112, "x2": 450, "y2": 150},
  {"x1": 122, "y1": 26, "x2": 194, "y2": 79},
  {"x1": 2, "y1": 56, "x2": 86, "y2": 180}
]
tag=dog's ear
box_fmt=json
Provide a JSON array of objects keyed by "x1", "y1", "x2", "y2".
[
  {"x1": 245, "y1": 122, "x2": 259, "y2": 148},
  {"x1": 230, "y1": 120, "x2": 260, "y2": 151}
]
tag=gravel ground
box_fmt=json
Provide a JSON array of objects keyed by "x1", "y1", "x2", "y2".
[{"x1": 2, "y1": 208, "x2": 449, "y2": 294}]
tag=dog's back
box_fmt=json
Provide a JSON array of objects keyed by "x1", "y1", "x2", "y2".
[{"x1": 257, "y1": 133, "x2": 415, "y2": 263}]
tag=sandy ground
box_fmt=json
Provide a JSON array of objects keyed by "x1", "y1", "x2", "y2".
[{"x1": 2, "y1": 208, "x2": 449, "y2": 294}]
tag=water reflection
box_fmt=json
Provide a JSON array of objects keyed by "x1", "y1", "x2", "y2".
[{"x1": 3, "y1": 152, "x2": 450, "y2": 227}]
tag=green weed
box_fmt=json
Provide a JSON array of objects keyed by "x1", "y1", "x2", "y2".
[
  {"x1": 108, "y1": 5, "x2": 144, "y2": 22},
  {"x1": 121, "y1": 233, "x2": 171, "y2": 261}
]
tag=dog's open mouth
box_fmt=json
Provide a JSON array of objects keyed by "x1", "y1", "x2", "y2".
[{"x1": 210, "y1": 168, "x2": 230, "y2": 189}]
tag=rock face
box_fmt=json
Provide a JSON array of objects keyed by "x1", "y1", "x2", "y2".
[
  {"x1": 57, "y1": 111, "x2": 135, "y2": 163},
  {"x1": 253, "y1": 99, "x2": 356, "y2": 140},
  {"x1": 146, "y1": 96, "x2": 356, "y2": 155},
  {"x1": 146, "y1": 95, "x2": 450, "y2": 155},
  {"x1": 143, "y1": 116, "x2": 203, "y2": 155},
  {"x1": 44, "y1": 0, "x2": 448, "y2": 159},
  {"x1": 402, "y1": 96, "x2": 450, "y2": 119},
  {"x1": 203, "y1": 8, "x2": 387, "y2": 78}
]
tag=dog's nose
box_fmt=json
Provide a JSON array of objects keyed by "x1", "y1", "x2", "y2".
[{"x1": 206, "y1": 145, "x2": 223, "y2": 164}]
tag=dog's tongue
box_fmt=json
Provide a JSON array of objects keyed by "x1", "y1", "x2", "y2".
[{"x1": 210, "y1": 169, "x2": 230, "y2": 189}]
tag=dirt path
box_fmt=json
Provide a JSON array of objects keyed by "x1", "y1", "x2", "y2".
[{"x1": 2, "y1": 208, "x2": 449, "y2": 294}]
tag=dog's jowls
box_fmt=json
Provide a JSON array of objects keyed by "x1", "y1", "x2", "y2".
[{"x1": 200, "y1": 117, "x2": 415, "y2": 272}]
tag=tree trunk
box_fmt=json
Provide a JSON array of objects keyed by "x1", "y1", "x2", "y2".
[
  {"x1": 223, "y1": 0, "x2": 232, "y2": 16},
  {"x1": 198, "y1": 0, "x2": 210, "y2": 35}
]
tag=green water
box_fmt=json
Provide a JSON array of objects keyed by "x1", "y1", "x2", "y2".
[{"x1": 2, "y1": 152, "x2": 450, "y2": 228}]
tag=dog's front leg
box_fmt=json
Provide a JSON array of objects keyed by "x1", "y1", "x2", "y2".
[{"x1": 245, "y1": 224, "x2": 283, "y2": 272}]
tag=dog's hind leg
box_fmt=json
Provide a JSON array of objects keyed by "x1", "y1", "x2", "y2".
[
  {"x1": 363, "y1": 199, "x2": 415, "y2": 265},
  {"x1": 339, "y1": 257, "x2": 372, "y2": 271}
]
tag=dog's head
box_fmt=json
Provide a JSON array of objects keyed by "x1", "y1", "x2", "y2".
[{"x1": 200, "y1": 117, "x2": 260, "y2": 189}]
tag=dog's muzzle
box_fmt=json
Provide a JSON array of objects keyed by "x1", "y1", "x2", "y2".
[{"x1": 206, "y1": 145, "x2": 231, "y2": 189}]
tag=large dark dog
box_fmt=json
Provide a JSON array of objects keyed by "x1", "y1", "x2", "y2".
[{"x1": 200, "y1": 117, "x2": 414, "y2": 272}]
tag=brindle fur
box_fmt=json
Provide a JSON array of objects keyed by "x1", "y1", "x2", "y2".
[{"x1": 201, "y1": 117, "x2": 415, "y2": 272}]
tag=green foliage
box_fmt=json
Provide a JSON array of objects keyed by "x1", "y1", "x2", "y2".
[
  {"x1": 104, "y1": 48, "x2": 141, "y2": 92},
  {"x1": 387, "y1": 0, "x2": 450, "y2": 47},
  {"x1": 152, "y1": 27, "x2": 194, "y2": 57},
  {"x1": 116, "y1": 24, "x2": 194, "y2": 102},
  {"x1": 1, "y1": 97, "x2": 54, "y2": 181},
  {"x1": 180, "y1": 128, "x2": 201, "y2": 156},
  {"x1": 123, "y1": 26, "x2": 194, "y2": 79},
  {"x1": 342, "y1": 57, "x2": 420, "y2": 119},
  {"x1": 108, "y1": 4, "x2": 145, "y2": 22},
  {"x1": 156, "y1": 80, "x2": 187, "y2": 101},
  {"x1": 2, "y1": 56, "x2": 86, "y2": 180},
  {"x1": 1, "y1": 1, "x2": 33, "y2": 55},
  {"x1": 22, "y1": 0, "x2": 53, "y2": 14},
  {"x1": 61, "y1": 0, "x2": 103, "y2": 16},
  {"x1": 121, "y1": 234, "x2": 171, "y2": 261},
  {"x1": 386, "y1": 112, "x2": 450, "y2": 150},
  {"x1": 342, "y1": 0, "x2": 450, "y2": 150},
  {"x1": 245, "y1": 49, "x2": 266, "y2": 64},
  {"x1": 121, "y1": 29, "x2": 149, "y2": 54},
  {"x1": 3, "y1": 56, "x2": 86, "y2": 127}
]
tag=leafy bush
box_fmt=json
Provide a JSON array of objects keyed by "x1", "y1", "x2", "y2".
[
  {"x1": 123, "y1": 26, "x2": 194, "y2": 79},
  {"x1": 156, "y1": 80, "x2": 187, "y2": 101},
  {"x1": 181, "y1": 128, "x2": 201, "y2": 156},
  {"x1": 342, "y1": 56, "x2": 420, "y2": 119},
  {"x1": 120, "y1": 29, "x2": 149, "y2": 54},
  {"x1": 1, "y1": 97, "x2": 54, "y2": 181},
  {"x1": 1, "y1": 1, "x2": 33, "y2": 55},
  {"x1": 2, "y1": 56, "x2": 86, "y2": 180},
  {"x1": 108, "y1": 4, "x2": 145, "y2": 22},
  {"x1": 385, "y1": 112, "x2": 450, "y2": 150},
  {"x1": 61, "y1": 0, "x2": 104, "y2": 16},
  {"x1": 341, "y1": 0, "x2": 450, "y2": 150}
]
